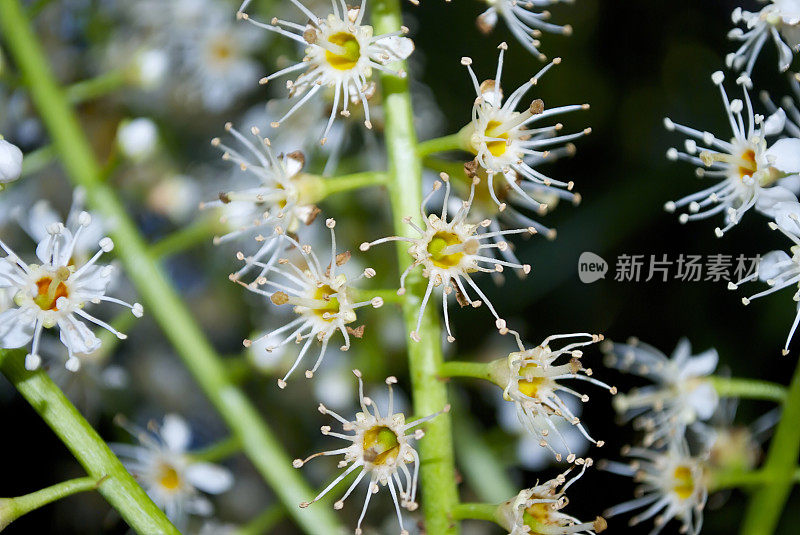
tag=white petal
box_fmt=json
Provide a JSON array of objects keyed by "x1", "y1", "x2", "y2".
[
  {"x1": 756, "y1": 185, "x2": 798, "y2": 216},
  {"x1": 0, "y1": 139, "x2": 23, "y2": 184},
  {"x1": 372, "y1": 36, "x2": 414, "y2": 62},
  {"x1": 766, "y1": 138, "x2": 800, "y2": 173},
  {"x1": 161, "y1": 414, "x2": 192, "y2": 452},
  {"x1": 778, "y1": 174, "x2": 800, "y2": 195},
  {"x1": 670, "y1": 338, "x2": 692, "y2": 366},
  {"x1": 0, "y1": 308, "x2": 35, "y2": 348},
  {"x1": 35, "y1": 229, "x2": 73, "y2": 265},
  {"x1": 758, "y1": 250, "x2": 792, "y2": 280},
  {"x1": 679, "y1": 348, "x2": 718, "y2": 379},
  {"x1": 26, "y1": 200, "x2": 60, "y2": 244},
  {"x1": 58, "y1": 317, "x2": 101, "y2": 355},
  {"x1": 185, "y1": 462, "x2": 234, "y2": 494},
  {"x1": 687, "y1": 382, "x2": 718, "y2": 421},
  {"x1": 186, "y1": 495, "x2": 214, "y2": 517},
  {"x1": 764, "y1": 109, "x2": 787, "y2": 136}
]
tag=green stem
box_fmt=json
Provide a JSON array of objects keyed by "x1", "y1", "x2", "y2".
[
  {"x1": 741, "y1": 360, "x2": 800, "y2": 534},
  {"x1": 450, "y1": 502, "x2": 499, "y2": 523},
  {"x1": 373, "y1": 1, "x2": 460, "y2": 533},
  {"x1": 233, "y1": 504, "x2": 286, "y2": 535},
  {"x1": 439, "y1": 361, "x2": 492, "y2": 382},
  {"x1": 417, "y1": 133, "x2": 466, "y2": 158},
  {"x1": 0, "y1": 349, "x2": 178, "y2": 534},
  {"x1": 1, "y1": 476, "x2": 102, "y2": 530},
  {"x1": 148, "y1": 216, "x2": 220, "y2": 259},
  {"x1": 708, "y1": 376, "x2": 786, "y2": 403},
  {"x1": 21, "y1": 144, "x2": 56, "y2": 176},
  {"x1": 0, "y1": 3, "x2": 342, "y2": 533},
  {"x1": 352, "y1": 287, "x2": 404, "y2": 305},
  {"x1": 318, "y1": 170, "x2": 388, "y2": 198},
  {"x1": 189, "y1": 436, "x2": 241, "y2": 463},
  {"x1": 65, "y1": 69, "x2": 128, "y2": 104},
  {"x1": 422, "y1": 156, "x2": 470, "y2": 180}
]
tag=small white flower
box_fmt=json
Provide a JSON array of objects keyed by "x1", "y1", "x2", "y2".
[
  {"x1": 237, "y1": 0, "x2": 414, "y2": 142},
  {"x1": 476, "y1": 0, "x2": 573, "y2": 60},
  {"x1": 0, "y1": 137, "x2": 23, "y2": 184},
  {"x1": 459, "y1": 43, "x2": 588, "y2": 230},
  {"x1": 728, "y1": 0, "x2": 800, "y2": 74},
  {"x1": 497, "y1": 460, "x2": 607, "y2": 535},
  {"x1": 201, "y1": 122, "x2": 320, "y2": 281},
  {"x1": 113, "y1": 414, "x2": 234, "y2": 528},
  {"x1": 0, "y1": 213, "x2": 143, "y2": 371},
  {"x1": 360, "y1": 174, "x2": 535, "y2": 342},
  {"x1": 489, "y1": 331, "x2": 615, "y2": 462},
  {"x1": 664, "y1": 71, "x2": 800, "y2": 236},
  {"x1": 602, "y1": 438, "x2": 707, "y2": 535},
  {"x1": 235, "y1": 219, "x2": 382, "y2": 387},
  {"x1": 117, "y1": 118, "x2": 159, "y2": 161},
  {"x1": 293, "y1": 371, "x2": 448, "y2": 535},
  {"x1": 731, "y1": 200, "x2": 800, "y2": 354},
  {"x1": 602, "y1": 338, "x2": 719, "y2": 447}
]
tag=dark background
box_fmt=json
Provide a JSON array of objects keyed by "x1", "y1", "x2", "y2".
[{"x1": 2, "y1": 0, "x2": 800, "y2": 533}]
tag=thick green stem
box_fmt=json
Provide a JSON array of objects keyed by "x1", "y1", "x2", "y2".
[
  {"x1": 450, "y1": 502, "x2": 499, "y2": 523},
  {"x1": 0, "y1": 3, "x2": 342, "y2": 533},
  {"x1": 741, "y1": 360, "x2": 800, "y2": 534},
  {"x1": 417, "y1": 133, "x2": 466, "y2": 158},
  {"x1": 372, "y1": 1, "x2": 459, "y2": 533},
  {"x1": 1, "y1": 476, "x2": 102, "y2": 530},
  {"x1": 709, "y1": 376, "x2": 786, "y2": 403},
  {"x1": 439, "y1": 361, "x2": 492, "y2": 382},
  {"x1": 0, "y1": 349, "x2": 178, "y2": 534}
]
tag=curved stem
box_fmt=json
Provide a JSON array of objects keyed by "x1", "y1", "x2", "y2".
[
  {"x1": 1, "y1": 476, "x2": 101, "y2": 530},
  {"x1": 741, "y1": 360, "x2": 800, "y2": 534},
  {"x1": 373, "y1": 1, "x2": 460, "y2": 533},
  {"x1": 439, "y1": 361, "x2": 492, "y2": 382},
  {"x1": 417, "y1": 133, "x2": 466, "y2": 158},
  {"x1": 189, "y1": 436, "x2": 241, "y2": 463},
  {"x1": 0, "y1": 349, "x2": 178, "y2": 534},
  {"x1": 65, "y1": 69, "x2": 128, "y2": 104},
  {"x1": 0, "y1": 3, "x2": 342, "y2": 533},
  {"x1": 709, "y1": 376, "x2": 786, "y2": 403}
]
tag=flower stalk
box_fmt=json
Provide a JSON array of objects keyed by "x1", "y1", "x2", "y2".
[
  {"x1": 372, "y1": 0, "x2": 460, "y2": 532},
  {"x1": 0, "y1": 475, "x2": 105, "y2": 530},
  {"x1": 708, "y1": 376, "x2": 787, "y2": 403},
  {"x1": 0, "y1": 349, "x2": 178, "y2": 534},
  {"x1": 417, "y1": 133, "x2": 466, "y2": 158},
  {"x1": 0, "y1": 2, "x2": 342, "y2": 533}
]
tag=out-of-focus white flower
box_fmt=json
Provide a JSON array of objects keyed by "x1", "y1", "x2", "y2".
[
  {"x1": 602, "y1": 438, "x2": 707, "y2": 535},
  {"x1": 360, "y1": 175, "x2": 535, "y2": 342},
  {"x1": 147, "y1": 174, "x2": 202, "y2": 224},
  {"x1": 293, "y1": 371, "x2": 448, "y2": 535},
  {"x1": 113, "y1": 414, "x2": 234, "y2": 528},
  {"x1": 664, "y1": 71, "x2": 800, "y2": 236},
  {"x1": 728, "y1": 0, "x2": 800, "y2": 74},
  {"x1": 458, "y1": 43, "x2": 588, "y2": 237},
  {"x1": 497, "y1": 460, "x2": 607, "y2": 535},
  {"x1": 237, "y1": 0, "x2": 414, "y2": 142},
  {"x1": 0, "y1": 212, "x2": 143, "y2": 371},
  {"x1": 489, "y1": 331, "x2": 615, "y2": 462},
  {"x1": 236, "y1": 219, "x2": 383, "y2": 387},
  {"x1": 731, "y1": 200, "x2": 800, "y2": 354},
  {"x1": 602, "y1": 338, "x2": 719, "y2": 447},
  {"x1": 201, "y1": 123, "x2": 321, "y2": 281},
  {"x1": 117, "y1": 118, "x2": 159, "y2": 161},
  {"x1": 133, "y1": 49, "x2": 169, "y2": 89},
  {"x1": 0, "y1": 138, "x2": 23, "y2": 184},
  {"x1": 476, "y1": 0, "x2": 573, "y2": 61}
]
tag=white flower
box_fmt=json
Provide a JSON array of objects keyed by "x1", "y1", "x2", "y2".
[
  {"x1": 759, "y1": 73, "x2": 800, "y2": 139},
  {"x1": 0, "y1": 214, "x2": 143, "y2": 371},
  {"x1": 602, "y1": 338, "x2": 719, "y2": 447},
  {"x1": 201, "y1": 122, "x2": 320, "y2": 281},
  {"x1": 113, "y1": 414, "x2": 234, "y2": 528},
  {"x1": 459, "y1": 43, "x2": 588, "y2": 230},
  {"x1": 235, "y1": 219, "x2": 383, "y2": 388},
  {"x1": 602, "y1": 438, "x2": 707, "y2": 535},
  {"x1": 360, "y1": 174, "x2": 535, "y2": 342},
  {"x1": 117, "y1": 118, "x2": 159, "y2": 161},
  {"x1": 237, "y1": 0, "x2": 414, "y2": 142},
  {"x1": 728, "y1": 0, "x2": 800, "y2": 74},
  {"x1": 497, "y1": 460, "x2": 607, "y2": 535},
  {"x1": 489, "y1": 331, "x2": 615, "y2": 462},
  {"x1": 293, "y1": 371, "x2": 448, "y2": 535},
  {"x1": 0, "y1": 138, "x2": 23, "y2": 184},
  {"x1": 731, "y1": 200, "x2": 800, "y2": 354},
  {"x1": 476, "y1": 0, "x2": 573, "y2": 60},
  {"x1": 664, "y1": 71, "x2": 799, "y2": 237}
]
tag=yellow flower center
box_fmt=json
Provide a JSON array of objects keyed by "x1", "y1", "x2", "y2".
[
  {"x1": 484, "y1": 120, "x2": 510, "y2": 157},
  {"x1": 362, "y1": 425, "x2": 401, "y2": 465},
  {"x1": 312, "y1": 284, "x2": 341, "y2": 320},
  {"x1": 672, "y1": 465, "x2": 695, "y2": 500},
  {"x1": 33, "y1": 267, "x2": 71, "y2": 311},
  {"x1": 523, "y1": 501, "x2": 553, "y2": 531},
  {"x1": 158, "y1": 463, "x2": 181, "y2": 492},
  {"x1": 517, "y1": 364, "x2": 545, "y2": 398},
  {"x1": 738, "y1": 149, "x2": 757, "y2": 180},
  {"x1": 427, "y1": 231, "x2": 464, "y2": 269},
  {"x1": 325, "y1": 32, "x2": 361, "y2": 71}
]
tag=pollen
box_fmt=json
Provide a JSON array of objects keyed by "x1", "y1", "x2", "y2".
[{"x1": 325, "y1": 32, "x2": 361, "y2": 71}]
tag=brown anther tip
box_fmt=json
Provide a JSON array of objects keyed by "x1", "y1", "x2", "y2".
[{"x1": 530, "y1": 99, "x2": 544, "y2": 115}]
